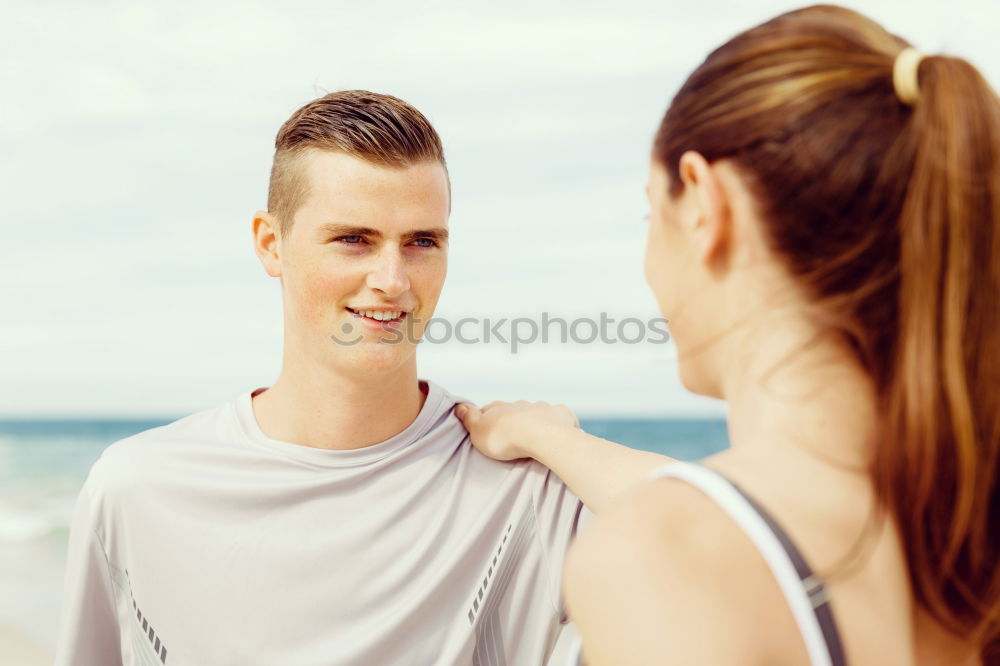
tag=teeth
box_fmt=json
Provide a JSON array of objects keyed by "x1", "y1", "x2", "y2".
[{"x1": 357, "y1": 309, "x2": 402, "y2": 321}]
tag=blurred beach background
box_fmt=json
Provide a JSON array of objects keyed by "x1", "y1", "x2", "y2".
[{"x1": 3, "y1": 0, "x2": 998, "y2": 662}]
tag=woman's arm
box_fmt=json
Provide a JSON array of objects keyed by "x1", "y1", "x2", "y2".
[{"x1": 454, "y1": 401, "x2": 672, "y2": 513}]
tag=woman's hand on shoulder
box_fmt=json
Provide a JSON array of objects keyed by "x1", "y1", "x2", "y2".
[{"x1": 454, "y1": 400, "x2": 579, "y2": 461}]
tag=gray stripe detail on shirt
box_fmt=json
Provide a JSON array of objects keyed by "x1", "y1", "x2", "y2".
[
  {"x1": 107, "y1": 563, "x2": 168, "y2": 666},
  {"x1": 472, "y1": 500, "x2": 536, "y2": 666}
]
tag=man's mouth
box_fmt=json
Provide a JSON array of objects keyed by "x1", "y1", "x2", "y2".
[{"x1": 345, "y1": 307, "x2": 408, "y2": 323}]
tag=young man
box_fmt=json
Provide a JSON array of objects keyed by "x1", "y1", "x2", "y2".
[{"x1": 54, "y1": 91, "x2": 585, "y2": 665}]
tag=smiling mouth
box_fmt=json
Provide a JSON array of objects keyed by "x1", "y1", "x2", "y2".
[{"x1": 345, "y1": 307, "x2": 408, "y2": 323}]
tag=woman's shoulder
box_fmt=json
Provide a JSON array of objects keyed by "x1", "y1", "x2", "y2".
[
  {"x1": 565, "y1": 467, "x2": 779, "y2": 594},
  {"x1": 571, "y1": 466, "x2": 741, "y2": 562},
  {"x1": 563, "y1": 469, "x2": 811, "y2": 665},
  {"x1": 567, "y1": 462, "x2": 775, "y2": 572}
]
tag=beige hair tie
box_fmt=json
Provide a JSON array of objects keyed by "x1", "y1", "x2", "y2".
[{"x1": 893, "y1": 47, "x2": 926, "y2": 106}]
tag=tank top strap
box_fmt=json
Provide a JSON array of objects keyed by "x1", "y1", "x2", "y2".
[{"x1": 648, "y1": 461, "x2": 847, "y2": 666}]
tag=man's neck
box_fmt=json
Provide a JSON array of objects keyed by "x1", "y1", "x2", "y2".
[{"x1": 250, "y1": 363, "x2": 427, "y2": 451}]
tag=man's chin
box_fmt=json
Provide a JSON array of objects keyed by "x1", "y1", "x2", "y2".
[{"x1": 327, "y1": 344, "x2": 419, "y2": 379}]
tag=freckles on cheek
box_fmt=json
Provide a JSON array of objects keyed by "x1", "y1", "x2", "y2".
[
  {"x1": 298, "y1": 286, "x2": 328, "y2": 320},
  {"x1": 287, "y1": 266, "x2": 348, "y2": 324},
  {"x1": 411, "y1": 258, "x2": 447, "y2": 290}
]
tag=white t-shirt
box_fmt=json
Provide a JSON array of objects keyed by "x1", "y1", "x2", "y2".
[{"x1": 54, "y1": 381, "x2": 587, "y2": 666}]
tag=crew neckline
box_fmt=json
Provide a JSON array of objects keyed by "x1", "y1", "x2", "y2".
[{"x1": 233, "y1": 380, "x2": 447, "y2": 468}]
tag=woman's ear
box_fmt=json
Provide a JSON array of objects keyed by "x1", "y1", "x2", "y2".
[
  {"x1": 253, "y1": 210, "x2": 283, "y2": 278},
  {"x1": 677, "y1": 151, "x2": 731, "y2": 266}
]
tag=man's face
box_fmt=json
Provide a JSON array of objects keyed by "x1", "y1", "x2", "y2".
[{"x1": 258, "y1": 149, "x2": 450, "y2": 380}]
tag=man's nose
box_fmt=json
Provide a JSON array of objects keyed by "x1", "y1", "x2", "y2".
[{"x1": 366, "y1": 248, "x2": 410, "y2": 297}]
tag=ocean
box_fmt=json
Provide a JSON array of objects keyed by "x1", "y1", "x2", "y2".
[{"x1": 0, "y1": 416, "x2": 729, "y2": 653}]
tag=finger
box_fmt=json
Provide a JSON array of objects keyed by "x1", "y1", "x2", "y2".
[{"x1": 454, "y1": 402, "x2": 481, "y2": 428}]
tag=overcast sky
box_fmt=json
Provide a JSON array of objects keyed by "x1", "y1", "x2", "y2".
[{"x1": 3, "y1": 0, "x2": 999, "y2": 417}]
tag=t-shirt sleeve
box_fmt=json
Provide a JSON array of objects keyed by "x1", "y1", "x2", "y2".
[
  {"x1": 54, "y1": 476, "x2": 123, "y2": 666},
  {"x1": 531, "y1": 464, "x2": 594, "y2": 623}
]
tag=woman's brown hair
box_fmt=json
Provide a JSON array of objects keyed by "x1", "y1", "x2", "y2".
[{"x1": 653, "y1": 4, "x2": 1000, "y2": 657}]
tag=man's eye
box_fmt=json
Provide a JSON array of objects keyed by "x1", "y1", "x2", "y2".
[
  {"x1": 336, "y1": 235, "x2": 364, "y2": 244},
  {"x1": 411, "y1": 238, "x2": 438, "y2": 248}
]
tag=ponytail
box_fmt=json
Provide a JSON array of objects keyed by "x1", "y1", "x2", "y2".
[{"x1": 877, "y1": 54, "x2": 1000, "y2": 650}]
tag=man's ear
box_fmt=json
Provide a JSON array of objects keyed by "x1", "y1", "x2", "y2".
[
  {"x1": 677, "y1": 151, "x2": 730, "y2": 266},
  {"x1": 253, "y1": 210, "x2": 282, "y2": 278}
]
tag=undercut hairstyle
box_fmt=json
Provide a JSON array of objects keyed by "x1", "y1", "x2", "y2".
[{"x1": 267, "y1": 90, "x2": 447, "y2": 236}]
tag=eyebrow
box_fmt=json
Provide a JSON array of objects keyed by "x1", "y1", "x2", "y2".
[{"x1": 317, "y1": 223, "x2": 449, "y2": 244}]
